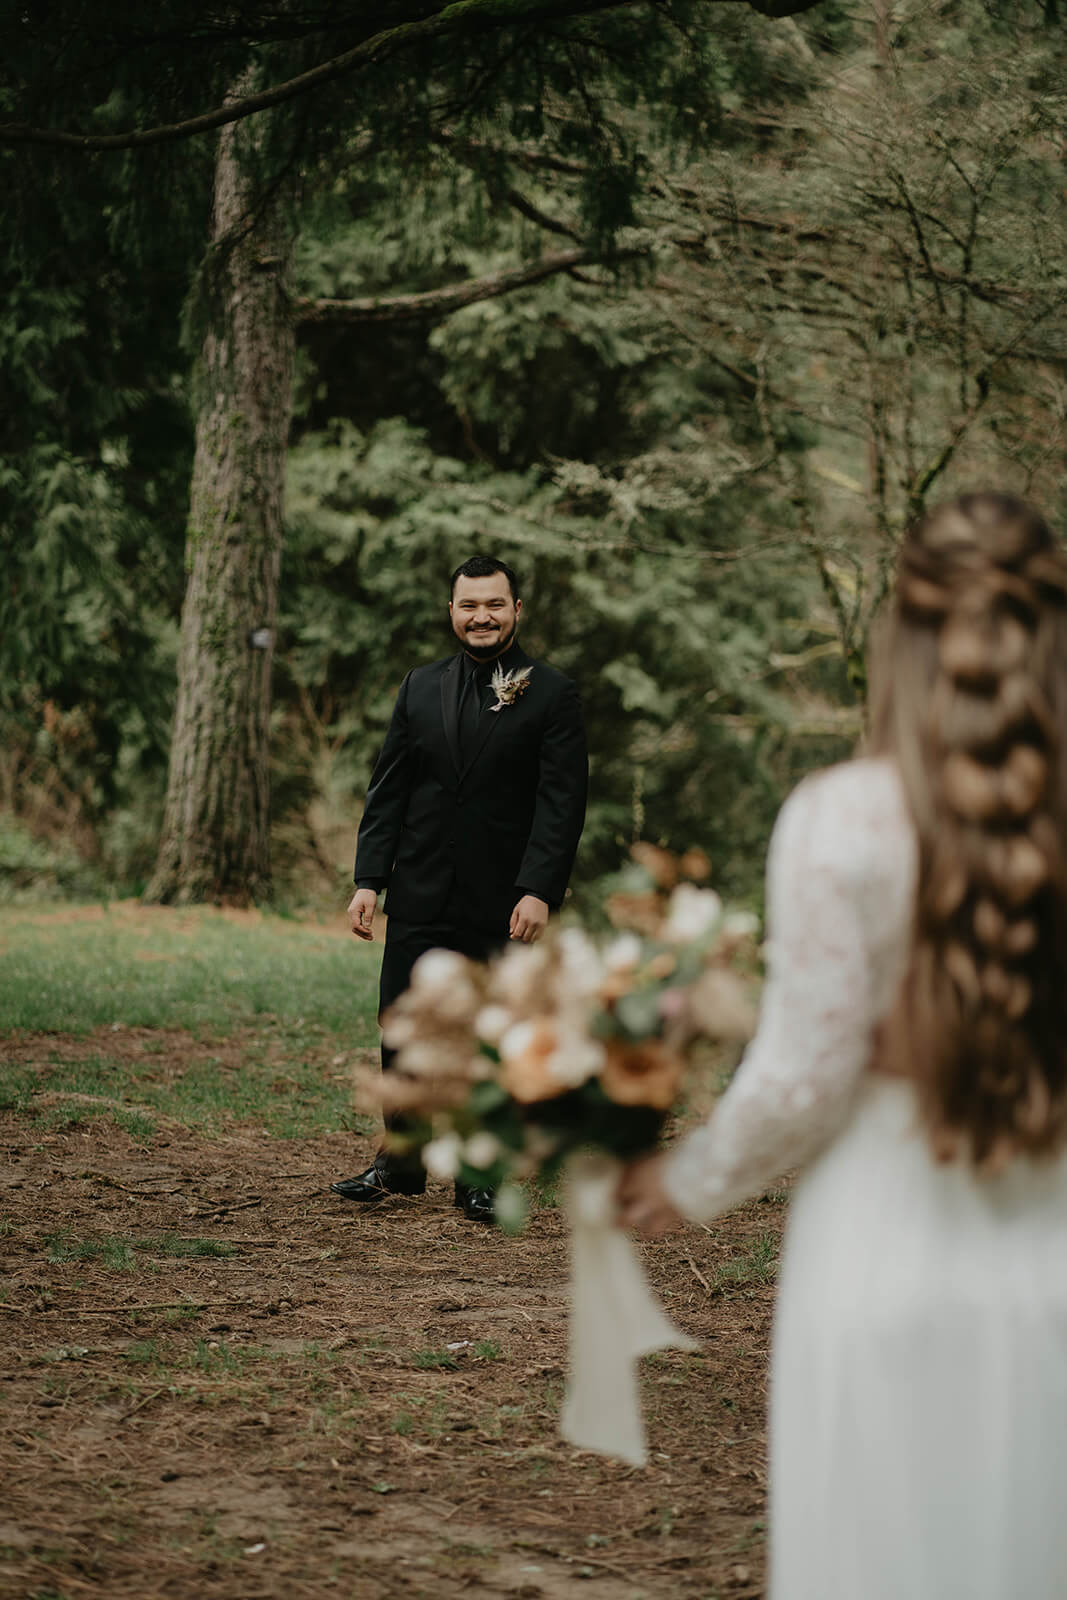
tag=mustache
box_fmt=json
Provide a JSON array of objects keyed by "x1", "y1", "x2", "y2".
[{"x1": 463, "y1": 618, "x2": 517, "y2": 658}]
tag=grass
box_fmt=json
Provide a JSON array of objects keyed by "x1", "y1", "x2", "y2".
[
  {"x1": 0, "y1": 1047, "x2": 373, "y2": 1140},
  {"x1": 45, "y1": 1232, "x2": 137, "y2": 1271},
  {"x1": 0, "y1": 902, "x2": 383, "y2": 1137},
  {"x1": 412, "y1": 1347, "x2": 460, "y2": 1371},
  {"x1": 142, "y1": 1234, "x2": 238, "y2": 1259},
  {"x1": 43, "y1": 1231, "x2": 240, "y2": 1270},
  {"x1": 0, "y1": 902, "x2": 380, "y2": 1035},
  {"x1": 712, "y1": 1232, "x2": 779, "y2": 1295}
]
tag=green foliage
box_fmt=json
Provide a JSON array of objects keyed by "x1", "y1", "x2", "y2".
[
  {"x1": 279, "y1": 401, "x2": 825, "y2": 902},
  {"x1": 13, "y1": 0, "x2": 1058, "y2": 912},
  {"x1": 0, "y1": 136, "x2": 193, "y2": 890},
  {"x1": 0, "y1": 815, "x2": 104, "y2": 902}
]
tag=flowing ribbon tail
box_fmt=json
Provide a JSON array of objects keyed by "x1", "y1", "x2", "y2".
[{"x1": 560, "y1": 1152, "x2": 698, "y2": 1468}]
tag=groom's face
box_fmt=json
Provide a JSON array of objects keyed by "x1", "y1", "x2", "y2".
[{"x1": 449, "y1": 573, "x2": 521, "y2": 659}]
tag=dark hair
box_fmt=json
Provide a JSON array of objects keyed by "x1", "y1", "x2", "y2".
[
  {"x1": 449, "y1": 556, "x2": 520, "y2": 601},
  {"x1": 870, "y1": 491, "x2": 1067, "y2": 1169}
]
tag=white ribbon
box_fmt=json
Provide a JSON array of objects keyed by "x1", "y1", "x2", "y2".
[{"x1": 560, "y1": 1151, "x2": 698, "y2": 1467}]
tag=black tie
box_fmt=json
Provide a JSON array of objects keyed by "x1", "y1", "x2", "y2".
[{"x1": 458, "y1": 663, "x2": 485, "y2": 763}]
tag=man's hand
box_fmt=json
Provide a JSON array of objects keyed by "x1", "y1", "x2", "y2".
[
  {"x1": 616, "y1": 1153, "x2": 684, "y2": 1238},
  {"x1": 348, "y1": 888, "x2": 378, "y2": 941},
  {"x1": 509, "y1": 894, "x2": 549, "y2": 943}
]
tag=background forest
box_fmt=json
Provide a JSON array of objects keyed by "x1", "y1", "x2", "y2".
[{"x1": 3, "y1": 0, "x2": 1065, "y2": 914}]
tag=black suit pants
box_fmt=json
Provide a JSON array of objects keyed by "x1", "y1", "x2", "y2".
[{"x1": 379, "y1": 917, "x2": 509, "y2": 1154}]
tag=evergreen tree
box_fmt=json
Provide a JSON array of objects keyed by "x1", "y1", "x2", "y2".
[{"x1": 2, "y1": 0, "x2": 831, "y2": 903}]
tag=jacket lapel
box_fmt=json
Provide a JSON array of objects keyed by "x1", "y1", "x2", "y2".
[{"x1": 441, "y1": 655, "x2": 463, "y2": 779}]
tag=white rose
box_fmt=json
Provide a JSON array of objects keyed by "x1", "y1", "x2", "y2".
[
  {"x1": 398, "y1": 1040, "x2": 450, "y2": 1076},
  {"x1": 603, "y1": 932, "x2": 643, "y2": 972},
  {"x1": 663, "y1": 883, "x2": 722, "y2": 944},
  {"x1": 723, "y1": 909, "x2": 759, "y2": 938},
  {"x1": 380, "y1": 1013, "x2": 415, "y2": 1048},
  {"x1": 422, "y1": 1133, "x2": 462, "y2": 1180},
  {"x1": 475, "y1": 1004, "x2": 513, "y2": 1045},
  {"x1": 411, "y1": 948, "x2": 470, "y2": 996},
  {"x1": 431, "y1": 977, "x2": 480, "y2": 1023},
  {"x1": 499, "y1": 1019, "x2": 538, "y2": 1062},
  {"x1": 547, "y1": 1030, "x2": 605, "y2": 1088},
  {"x1": 464, "y1": 1131, "x2": 501, "y2": 1170},
  {"x1": 557, "y1": 927, "x2": 605, "y2": 997},
  {"x1": 493, "y1": 943, "x2": 547, "y2": 1006}
]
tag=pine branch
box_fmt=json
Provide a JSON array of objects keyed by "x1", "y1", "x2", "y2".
[
  {"x1": 433, "y1": 135, "x2": 583, "y2": 240},
  {"x1": 0, "y1": 0, "x2": 822, "y2": 152},
  {"x1": 292, "y1": 246, "x2": 643, "y2": 325}
]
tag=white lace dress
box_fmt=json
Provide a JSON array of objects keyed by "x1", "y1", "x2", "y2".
[{"x1": 663, "y1": 758, "x2": 1067, "y2": 1600}]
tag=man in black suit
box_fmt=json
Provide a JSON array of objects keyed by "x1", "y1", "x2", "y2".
[{"x1": 332, "y1": 555, "x2": 588, "y2": 1222}]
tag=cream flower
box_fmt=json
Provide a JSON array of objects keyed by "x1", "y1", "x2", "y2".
[
  {"x1": 410, "y1": 948, "x2": 469, "y2": 994},
  {"x1": 396, "y1": 1039, "x2": 460, "y2": 1076},
  {"x1": 493, "y1": 942, "x2": 551, "y2": 1008},
  {"x1": 475, "y1": 1004, "x2": 514, "y2": 1045},
  {"x1": 499, "y1": 1019, "x2": 538, "y2": 1063},
  {"x1": 546, "y1": 1028, "x2": 605, "y2": 1088},
  {"x1": 603, "y1": 932, "x2": 644, "y2": 973},
  {"x1": 464, "y1": 1131, "x2": 502, "y2": 1169},
  {"x1": 380, "y1": 1012, "x2": 416, "y2": 1048},
  {"x1": 663, "y1": 884, "x2": 722, "y2": 943},
  {"x1": 500, "y1": 1021, "x2": 569, "y2": 1103},
  {"x1": 557, "y1": 927, "x2": 605, "y2": 998},
  {"x1": 422, "y1": 1132, "x2": 462, "y2": 1179}
]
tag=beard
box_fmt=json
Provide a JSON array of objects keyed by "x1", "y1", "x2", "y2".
[{"x1": 462, "y1": 618, "x2": 518, "y2": 660}]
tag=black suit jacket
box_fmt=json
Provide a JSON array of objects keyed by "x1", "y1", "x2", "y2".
[{"x1": 354, "y1": 644, "x2": 588, "y2": 933}]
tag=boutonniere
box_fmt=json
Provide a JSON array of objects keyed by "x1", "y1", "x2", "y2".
[{"x1": 489, "y1": 664, "x2": 533, "y2": 712}]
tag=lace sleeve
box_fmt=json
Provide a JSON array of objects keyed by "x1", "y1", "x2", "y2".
[{"x1": 662, "y1": 769, "x2": 899, "y2": 1223}]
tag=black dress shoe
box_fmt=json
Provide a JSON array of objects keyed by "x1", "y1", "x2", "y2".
[
  {"x1": 331, "y1": 1158, "x2": 425, "y2": 1202},
  {"x1": 454, "y1": 1184, "x2": 495, "y2": 1223}
]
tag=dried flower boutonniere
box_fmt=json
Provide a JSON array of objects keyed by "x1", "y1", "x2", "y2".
[{"x1": 489, "y1": 664, "x2": 533, "y2": 712}]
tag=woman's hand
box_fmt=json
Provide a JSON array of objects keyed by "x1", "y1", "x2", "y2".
[{"x1": 617, "y1": 1153, "x2": 685, "y2": 1237}]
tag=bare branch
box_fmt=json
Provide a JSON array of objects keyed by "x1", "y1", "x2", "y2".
[{"x1": 293, "y1": 246, "x2": 643, "y2": 325}]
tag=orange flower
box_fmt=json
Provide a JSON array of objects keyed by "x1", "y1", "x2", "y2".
[
  {"x1": 679, "y1": 848, "x2": 712, "y2": 882},
  {"x1": 600, "y1": 1038, "x2": 683, "y2": 1111},
  {"x1": 500, "y1": 1021, "x2": 570, "y2": 1104},
  {"x1": 606, "y1": 891, "x2": 664, "y2": 937},
  {"x1": 631, "y1": 842, "x2": 679, "y2": 889}
]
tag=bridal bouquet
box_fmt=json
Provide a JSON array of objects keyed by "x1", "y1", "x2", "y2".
[
  {"x1": 380, "y1": 845, "x2": 756, "y2": 1231},
  {"x1": 379, "y1": 847, "x2": 757, "y2": 1466}
]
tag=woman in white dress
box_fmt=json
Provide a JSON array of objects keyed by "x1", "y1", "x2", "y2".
[{"x1": 619, "y1": 491, "x2": 1067, "y2": 1600}]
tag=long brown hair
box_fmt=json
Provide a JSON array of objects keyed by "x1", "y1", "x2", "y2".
[{"x1": 870, "y1": 492, "x2": 1067, "y2": 1168}]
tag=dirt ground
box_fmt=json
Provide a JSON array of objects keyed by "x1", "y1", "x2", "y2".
[{"x1": 0, "y1": 1030, "x2": 787, "y2": 1600}]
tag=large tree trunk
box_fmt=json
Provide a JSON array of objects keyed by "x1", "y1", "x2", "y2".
[{"x1": 147, "y1": 113, "x2": 294, "y2": 904}]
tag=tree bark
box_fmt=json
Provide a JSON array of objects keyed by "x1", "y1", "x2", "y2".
[{"x1": 146, "y1": 115, "x2": 294, "y2": 904}]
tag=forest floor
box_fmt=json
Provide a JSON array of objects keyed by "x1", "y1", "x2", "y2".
[{"x1": 0, "y1": 909, "x2": 784, "y2": 1600}]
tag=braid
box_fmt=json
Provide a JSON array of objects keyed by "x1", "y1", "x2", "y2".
[{"x1": 878, "y1": 492, "x2": 1067, "y2": 1169}]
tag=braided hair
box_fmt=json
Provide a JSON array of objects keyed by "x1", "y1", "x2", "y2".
[{"x1": 870, "y1": 492, "x2": 1067, "y2": 1169}]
